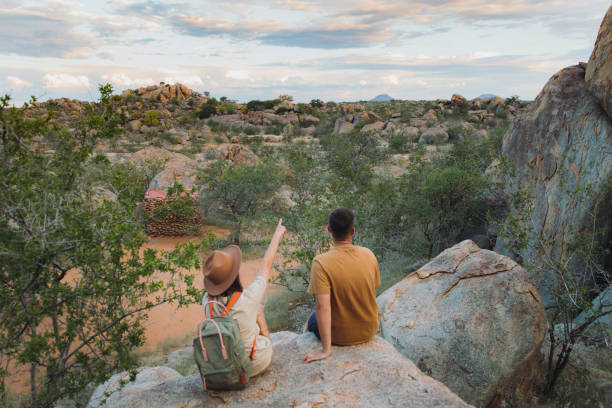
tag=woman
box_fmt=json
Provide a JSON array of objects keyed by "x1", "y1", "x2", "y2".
[{"x1": 201, "y1": 219, "x2": 286, "y2": 377}]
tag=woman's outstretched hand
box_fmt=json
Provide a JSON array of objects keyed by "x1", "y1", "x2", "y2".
[
  {"x1": 260, "y1": 218, "x2": 287, "y2": 281},
  {"x1": 274, "y1": 218, "x2": 287, "y2": 239}
]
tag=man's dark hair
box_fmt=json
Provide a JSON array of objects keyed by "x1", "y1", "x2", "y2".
[{"x1": 328, "y1": 208, "x2": 354, "y2": 240}]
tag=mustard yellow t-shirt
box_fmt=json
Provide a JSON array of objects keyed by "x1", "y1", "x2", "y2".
[{"x1": 307, "y1": 245, "x2": 380, "y2": 345}]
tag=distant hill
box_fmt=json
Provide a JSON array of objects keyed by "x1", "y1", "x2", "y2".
[
  {"x1": 478, "y1": 93, "x2": 498, "y2": 99},
  {"x1": 370, "y1": 94, "x2": 394, "y2": 102}
]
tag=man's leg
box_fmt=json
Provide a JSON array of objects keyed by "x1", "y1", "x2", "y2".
[
  {"x1": 306, "y1": 312, "x2": 321, "y2": 340},
  {"x1": 256, "y1": 304, "x2": 270, "y2": 338}
]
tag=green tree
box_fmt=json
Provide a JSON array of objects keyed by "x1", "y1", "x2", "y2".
[
  {"x1": 320, "y1": 129, "x2": 387, "y2": 187},
  {"x1": 0, "y1": 87, "x2": 208, "y2": 407},
  {"x1": 200, "y1": 160, "x2": 282, "y2": 244}
]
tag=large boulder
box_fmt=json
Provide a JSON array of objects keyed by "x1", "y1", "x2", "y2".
[
  {"x1": 419, "y1": 126, "x2": 449, "y2": 144},
  {"x1": 148, "y1": 167, "x2": 197, "y2": 191},
  {"x1": 333, "y1": 118, "x2": 355, "y2": 134},
  {"x1": 377, "y1": 240, "x2": 546, "y2": 407},
  {"x1": 494, "y1": 64, "x2": 612, "y2": 305},
  {"x1": 88, "y1": 332, "x2": 473, "y2": 408},
  {"x1": 586, "y1": 5, "x2": 612, "y2": 117},
  {"x1": 361, "y1": 120, "x2": 385, "y2": 132}
]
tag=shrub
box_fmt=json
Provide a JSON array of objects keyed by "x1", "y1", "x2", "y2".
[
  {"x1": 243, "y1": 125, "x2": 260, "y2": 135},
  {"x1": 389, "y1": 133, "x2": 410, "y2": 153},
  {"x1": 0, "y1": 88, "x2": 206, "y2": 408},
  {"x1": 310, "y1": 99, "x2": 323, "y2": 108},
  {"x1": 143, "y1": 110, "x2": 159, "y2": 126},
  {"x1": 197, "y1": 104, "x2": 217, "y2": 119}
]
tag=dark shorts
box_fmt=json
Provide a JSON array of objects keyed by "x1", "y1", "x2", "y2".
[{"x1": 307, "y1": 312, "x2": 321, "y2": 339}]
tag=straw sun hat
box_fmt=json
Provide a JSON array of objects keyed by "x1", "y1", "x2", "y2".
[{"x1": 202, "y1": 245, "x2": 252, "y2": 296}]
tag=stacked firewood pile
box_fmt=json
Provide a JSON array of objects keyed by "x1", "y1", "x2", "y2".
[{"x1": 144, "y1": 189, "x2": 202, "y2": 236}]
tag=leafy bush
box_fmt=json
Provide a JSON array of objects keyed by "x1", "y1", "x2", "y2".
[
  {"x1": 310, "y1": 99, "x2": 323, "y2": 108},
  {"x1": 0, "y1": 87, "x2": 206, "y2": 407},
  {"x1": 389, "y1": 133, "x2": 410, "y2": 153},
  {"x1": 246, "y1": 99, "x2": 281, "y2": 111},
  {"x1": 143, "y1": 109, "x2": 159, "y2": 126},
  {"x1": 197, "y1": 104, "x2": 217, "y2": 119},
  {"x1": 199, "y1": 160, "x2": 282, "y2": 243},
  {"x1": 243, "y1": 125, "x2": 261, "y2": 135},
  {"x1": 218, "y1": 102, "x2": 238, "y2": 115}
]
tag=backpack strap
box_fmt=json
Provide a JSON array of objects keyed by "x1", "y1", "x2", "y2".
[
  {"x1": 250, "y1": 336, "x2": 257, "y2": 360},
  {"x1": 205, "y1": 292, "x2": 242, "y2": 318},
  {"x1": 221, "y1": 291, "x2": 242, "y2": 317},
  {"x1": 198, "y1": 318, "x2": 229, "y2": 361}
]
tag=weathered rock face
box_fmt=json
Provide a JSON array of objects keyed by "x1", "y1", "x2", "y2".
[
  {"x1": 217, "y1": 143, "x2": 258, "y2": 165},
  {"x1": 333, "y1": 118, "x2": 355, "y2": 134},
  {"x1": 361, "y1": 120, "x2": 385, "y2": 132},
  {"x1": 494, "y1": 65, "x2": 612, "y2": 305},
  {"x1": 586, "y1": 5, "x2": 612, "y2": 117},
  {"x1": 88, "y1": 332, "x2": 473, "y2": 408},
  {"x1": 419, "y1": 126, "x2": 449, "y2": 144},
  {"x1": 122, "y1": 83, "x2": 194, "y2": 102},
  {"x1": 148, "y1": 167, "x2": 197, "y2": 191},
  {"x1": 377, "y1": 240, "x2": 546, "y2": 407}
]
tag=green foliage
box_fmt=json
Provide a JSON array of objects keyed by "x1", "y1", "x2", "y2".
[
  {"x1": 389, "y1": 132, "x2": 410, "y2": 153},
  {"x1": 320, "y1": 129, "x2": 388, "y2": 187},
  {"x1": 197, "y1": 104, "x2": 217, "y2": 119},
  {"x1": 276, "y1": 127, "x2": 497, "y2": 292},
  {"x1": 242, "y1": 125, "x2": 260, "y2": 135},
  {"x1": 310, "y1": 99, "x2": 323, "y2": 108},
  {"x1": 0, "y1": 87, "x2": 209, "y2": 407},
  {"x1": 505, "y1": 95, "x2": 520, "y2": 106},
  {"x1": 217, "y1": 102, "x2": 238, "y2": 115},
  {"x1": 143, "y1": 110, "x2": 159, "y2": 126},
  {"x1": 200, "y1": 160, "x2": 282, "y2": 244},
  {"x1": 246, "y1": 99, "x2": 281, "y2": 111},
  {"x1": 264, "y1": 120, "x2": 285, "y2": 135}
]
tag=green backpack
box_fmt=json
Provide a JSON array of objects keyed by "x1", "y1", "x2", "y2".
[{"x1": 193, "y1": 292, "x2": 252, "y2": 391}]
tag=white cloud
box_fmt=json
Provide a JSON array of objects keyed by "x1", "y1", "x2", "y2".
[
  {"x1": 415, "y1": 79, "x2": 428, "y2": 86},
  {"x1": 383, "y1": 75, "x2": 399, "y2": 85},
  {"x1": 102, "y1": 73, "x2": 154, "y2": 87},
  {"x1": 472, "y1": 51, "x2": 502, "y2": 59},
  {"x1": 7, "y1": 76, "x2": 32, "y2": 90},
  {"x1": 225, "y1": 70, "x2": 250, "y2": 81},
  {"x1": 359, "y1": 79, "x2": 367, "y2": 86},
  {"x1": 163, "y1": 75, "x2": 204, "y2": 87},
  {"x1": 43, "y1": 73, "x2": 90, "y2": 89}
]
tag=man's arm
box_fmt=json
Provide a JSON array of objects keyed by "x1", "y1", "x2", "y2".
[{"x1": 303, "y1": 294, "x2": 331, "y2": 363}]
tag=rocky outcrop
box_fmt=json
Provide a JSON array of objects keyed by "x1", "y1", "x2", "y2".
[
  {"x1": 217, "y1": 143, "x2": 258, "y2": 165},
  {"x1": 361, "y1": 120, "x2": 385, "y2": 132},
  {"x1": 148, "y1": 167, "x2": 197, "y2": 192},
  {"x1": 586, "y1": 5, "x2": 612, "y2": 117},
  {"x1": 333, "y1": 118, "x2": 355, "y2": 134},
  {"x1": 88, "y1": 332, "x2": 473, "y2": 408},
  {"x1": 419, "y1": 126, "x2": 449, "y2": 144},
  {"x1": 377, "y1": 240, "x2": 546, "y2": 407},
  {"x1": 494, "y1": 64, "x2": 612, "y2": 305},
  {"x1": 122, "y1": 83, "x2": 193, "y2": 102}
]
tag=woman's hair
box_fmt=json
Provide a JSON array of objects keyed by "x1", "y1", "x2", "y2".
[{"x1": 219, "y1": 276, "x2": 242, "y2": 298}]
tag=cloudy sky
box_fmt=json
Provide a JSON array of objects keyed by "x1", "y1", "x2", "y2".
[{"x1": 1, "y1": 0, "x2": 610, "y2": 104}]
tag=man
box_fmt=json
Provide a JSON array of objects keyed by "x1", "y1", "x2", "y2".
[{"x1": 303, "y1": 208, "x2": 380, "y2": 363}]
